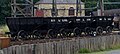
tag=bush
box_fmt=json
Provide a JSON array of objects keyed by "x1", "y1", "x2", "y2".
[
  {"x1": 0, "y1": 25, "x2": 9, "y2": 32},
  {"x1": 78, "y1": 48, "x2": 91, "y2": 53}
]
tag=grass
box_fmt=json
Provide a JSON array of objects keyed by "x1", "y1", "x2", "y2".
[{"x1": 77, "y1": 45, "x2": 120, "y2": 54}]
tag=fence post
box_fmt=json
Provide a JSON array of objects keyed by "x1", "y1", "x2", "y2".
[{"x1": 32, "y1": 44, "x2": 36, "y2": 54}]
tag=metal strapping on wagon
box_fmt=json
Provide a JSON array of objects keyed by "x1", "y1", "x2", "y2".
[{"x1": 5, "y1": 16, "x2": 114, "y2": 40}]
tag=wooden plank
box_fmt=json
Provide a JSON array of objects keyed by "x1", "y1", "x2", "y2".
[
  {"x1": 0, "y1": 50, "x2": 4, "y2": 54},
  {"x1": 108, "y1": 36, "x2": 111, "y2": 48},
  {"x1": 26, "y1": 44, "x2": 30, "y2": 54},
  {"x1": 87, "y1": 38, "x2": 90, "y2": 52},
  {"x1": 44, "y1": 43, "x2": 48, "y2": 54},
  {"x1": 118, "y1": 35, "x2": 120, "y2": 45},
  {"x1": 36, "y1": 44, "x2": 41, "y2": 54},
  {"x1": 79, "y1": 39, "x2": 84, "y2": 48},
  {"x1": 56, "y1": 42, "x2": 59, "y2": 54},
  {"x1": 19, "y1": 45, "x2": 22, "y2": 54},
  {"x1": 44, "y1": 43, "x2": 47, "y2": 54},
  {"x1": 61, "y1": 41, "x2": 64, "y2": 54},
  {"x1": 95, "y1": 37, "x2": 98, "y2": 51},
  {"x1": 92, "y1": 37, "x2": 96, "y2": 51},
  {"x1": 66, "y1": 41, "x2": 70, "y2": 54},
  {"x1": 2, "y1": 48, "x2": 7, "y2": 54},
  {"x1": 63, "y1": 41, "x2": 66, "y2": 54},
  {"x1": 40, "y1": 43, "x2": 44, "y2": 54},
  {"x1": 65, "y1": 41, "x2": 68, "y2": 54},
  {"x1": 23, "y1": 45, "x2": 27, "y2": 54},
  {"x1": 48, "y1": 42, "x2": 52, "y2": 54},
  {"x1": 47, "y1": 42, "x2": 51, "y2": 54},
  {"x1": 39, "y1": 44, "x2": 43, "y2": 54},
  {"x1": 101, "y1": 36, "x2": 106, "y2": 50},
  {"x1": 76, "y1": 39, "x2": 80, "y2": 50},
  {"x1": 42, "y1": 43, "x2": 45, "y2": 54},
  {"x1": 15, "y1": 45, "x2": 20, "y2": 54},
  {"x1": 70, "y1": 40, "x2": 73, "y2": 54},
  {"x1": 67, "y1": 41, "x2": 71, "y2": 54},
  {"x1": 51, "y1": 42, "x2": 54, "y2": 54},
  {"x1": 65, "y1": 40, "x2": 68, "y2": 54},
  {"x1": 85, "y1": 38, "x2": 89, "y2": 50},
  {"x1": 37, "y1": 44, "x2": 41, "y2": 54},
  {"x1": 35, "y1": 44, "x2": 38, "y2": 54},
  {"x1": 59, "y1": 42, "x2": 62, "y2": 54},
  {"x1": 22, "y1": 45, "x2": 25, "y2": 54},
  {"x1": 55, "y1": 42, "x2": 58, "y2": 54},
  {"x1": 69, "y1": 40, "x2": 72, "y2": 54},
  {"x1": 99, "y1": 36, "x2": 102, "y2": 50},
  {"x1": 104, "y1": 36, "x2": 107, "y2": 49},
  {"x1": 2, "y1": 35, "x2": 120, "y2": 54},
  {"x1": 12, "y1": 46, "x2": 16, "y2": 54},
  {"x1": 30, "y1": 44, "x2": 34, "y2": 54},
  {"x1": 45, "y1": 43, "x2": 49, "y2": 54},
  {"x1": 116, "y1": 35, "x2": 119, "y2": 46},
  {"x1": 73, "y1": 40, "x2": 77, "y2": 54},
  {"x1": 90, "y1": 38, "x2": 93, "y2": 51},
  {"x1": 93, "y1": 37, "x2": 97, "y2": 51}
]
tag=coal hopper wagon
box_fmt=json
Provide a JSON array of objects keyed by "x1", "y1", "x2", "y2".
[{"x1": 5, "y1": 16, "x2": 114, "y2": 39}]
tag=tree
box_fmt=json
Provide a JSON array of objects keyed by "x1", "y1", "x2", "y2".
[
  {"x1": 0, "y1": 0, "x2": 40, "y2": 25},
  {"x1": 104, "y1": 0, "x2": 120, "y2": 10},
  {"x1": 34, "y1": 0, "x2": 40, "y2": 4},
  {"x1": 0, "y1": 0, "x2": 11, "y2": 25},
  {"x1": 81, "y1": 0, "x2": 120, "y2": 15}
]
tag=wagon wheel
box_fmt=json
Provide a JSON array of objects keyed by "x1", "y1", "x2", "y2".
[
  {"x1": 47, "y1": 29, "x2": 56, "y2": 38},
  {"x1": 17, "y1": 30, "x2": 28, "y2": 40},
  {"x1": 106, "y1": 26, "x2": 112, "y2": 33},
  {"x1": 33, "y1": 30, "x2": 45, "y2": 39},
  {"x1": 85, "y1": 27, "x2": 92, "y2": 35},
  {"x1": 96, "y1": 26, "x2": 103, "y2": 35},
  {"x1": 11, "y1": 34, "x2": 17, "y2": 41},
  {"x1": 60, "y1": 28, "x2": 68, "y2": 38},
  {"x1": 73, "y1": 27, "x2": 82, "y2": 37}
]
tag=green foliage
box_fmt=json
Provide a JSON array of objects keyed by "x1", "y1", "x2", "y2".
[
  {"x1": 0, "y1": 0, "x2": 11, "y2": 25},
  {"x1": 78, "y1": 48, "x2": 91, "y2": 53},
  {"x1": 34, "y1": 0, "x2": 40, "y2": 4},
  {"x1": 0, "y1": 0, "x2": 40, "y2": 25},
  {"x1": 82, "y1": 0, "x2": 120, "y2": 10},
  {"x1": 81, "y1": 0, "x2": 120, "y2": 15},
  {"x1": 0, "y1": 25, "x2": 9, "y2": 32}
]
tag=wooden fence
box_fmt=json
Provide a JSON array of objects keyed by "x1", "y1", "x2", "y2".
[{"x1": 1, "y1": 35, "x2": 120, "y2": 54}]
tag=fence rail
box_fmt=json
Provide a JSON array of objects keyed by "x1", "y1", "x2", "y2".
[{"x1": 1, "y1": 35, "x2": 120, "y2": 54}]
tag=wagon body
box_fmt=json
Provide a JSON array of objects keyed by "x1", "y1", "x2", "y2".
[{"x1": 5, "y1": 16, "x2": 114, "y2": 37}]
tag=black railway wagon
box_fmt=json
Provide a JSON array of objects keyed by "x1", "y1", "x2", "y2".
[{"x1": 5, "y1": 16, "x2": 114, "y2": 39}]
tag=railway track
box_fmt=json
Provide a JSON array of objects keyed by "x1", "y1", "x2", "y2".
[{"x1": 10, "y1": 31, "x2": 120, "y2": 46}]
